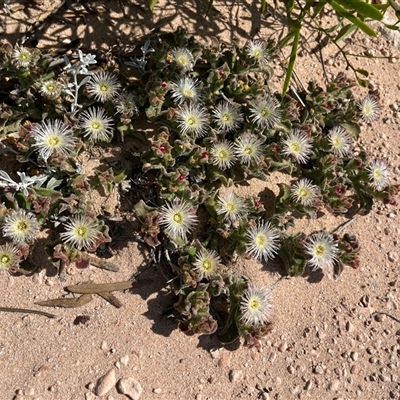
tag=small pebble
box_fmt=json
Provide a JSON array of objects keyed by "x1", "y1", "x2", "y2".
[
  {"x1": 346, "y1": 321, "x2": 355, "y2": 333},
  {"x1": 117, "y1": 377, "x2": 143, "y2": 400},
  {"x1": 314, "y1": 365, "x2": 324, "y2": 374},
  {"x1": 23, "y1": 388, "x2": 35, "y2": 396},
  {"x1": 218, "y1": 351, "x2": 231, "y2": 368},
  {"x1": 388, "y1": 251, "x2": 399, "y2": 262},
  {"x1": 153, "y1": 388, "x2": 162, "y2": 394},
  {"x1": 287, "y1": 365, "x2": 295, "y2": 374},
  {"x1": 94, "y1": 369, "x2": 117, "y2": 396},
  {"x1": 328, "y1": 379, "x2": 340, "y2": 391},
  {"x1": 304, "y1": 380, "x2": 312, "y2": 391},
  {"x1": 120, "y1": 355, "x2": 130, "y2": 366},
  {"x1": 350, "y1": 352, "x2": 359, "y2": 361},
  {"x1": 228, "y1": 369, "x2": 243, "y2": 383},
  {"x1": 209, "y1": 348, "x2": 219, "y2": 359},
  {"x1": 100, "y1": 341, "x2": 108, "y2": 351},
  {"x1": 32, "y1": 274, "x2": 42, "y2": 284},
  {"x1": 85, "y1": 392, "x2": 96, "y2": 400}
]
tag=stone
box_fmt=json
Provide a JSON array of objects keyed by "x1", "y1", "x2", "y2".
[
  {"x1": 120, "y1": 355, "x2": 130, "y2": 366},
  {"x1": 228, "y1": 369, "x2": 243, "y2": 383},
  {"x1": 218, "y1": 351, "x2": 231, "y2": 368},
  {"x1": 94, "y1": 369, "x2": 117, "y2": 397},
  {"x1": 350, "y1": 352, "x2": 359, "y2": 361},
  {"x1": 117, "y1": 377, "x2": 143, "y2": 400},
  {"x1": 314, "y1": 365, "x2": 324, "y2": 374},
  {"x1": 278, "y1": 342, "x2": 288, "y2": 352},
  {"x1": 388, "y1": 251, "x2": 399, "y2": 262},
  {"x1": 328, "y1": 379, "x2": 340, "y2": 391}
]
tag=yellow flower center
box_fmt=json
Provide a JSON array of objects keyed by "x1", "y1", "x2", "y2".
[
  {"x1": 226, "y1": 202, "x2": 236, "y2": 212},
  {"x1": 244, "y1": 146, "x2": 253, "y2": 155},
  {"x1": 315, "y1": 244, "x2": 326, "y2": 257},
  {"x1": 91, "y1": 121, "x2": 102, "y2": 130},
  {"x1": 253, "y1": 49, "x2": 262, "y2": 58},
  {"x1": 20, "y1": 52, "x2": 30, "y2": 61},
  {"x1": 47, "y1": 135, "x2": 61, "y2": 147},
  {"x1": 299, "y1": 187, "x2": 309, "y2": 198},
  {"x1": 46, "y1": 84, "x2": 56, "y2": 92},
  {"x1": 221, "y1": 113, "x2": 231, "y2": 123},
  {"x1": 1, "y1": 255, "x2": 10, "y2": 264},
  {"x1": 182, "y1": 88, "x2": 194, "y2": 98},
  {"x1": 363, "y1": 105, "x2": 372, "y2": 116},
  {"x1": 173, "y1": 213, "x2": 183, "y2": 224},
  {"x1": 16, "y1": 221, "x2": 28, "y2": 232},
  {"x1": 333, "y1": 137, "x2": 342, "y2": 148},
  {"x1": 99, "y1": 83, "x2": 110, "y2": 93},
  {"x1": 289, "y1": 142, "x2": 301, "y2": 153},
  {"x1": 260, "y1": 108, "x2": 270, "y2": 117},
  {"x1": 187, "y1": 116, "x2": 197, "y2": 127},
  {"x1": 77, "y1": 226, "x2": 88, "y2": 238},
  {"x1": 373, "y1": 169, "x2": 382, "y2": 179},
  {"x1": 218, "y1": 149, "x2": 228, "y2": 160},
  {"x1": 248, "y1": 297, "x2": 261, "y2": 312},
  {"x1": 202, "y1": 259, "x2": 212, "y2": 271},
  {"x1": 255, "y1": 233, "x2": 267, "y2": 248},
  {"x1": 177, "y1": 56, "x2": 188, "y2": 66}
]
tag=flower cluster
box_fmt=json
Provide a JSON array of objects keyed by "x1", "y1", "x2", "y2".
[{"x1": 0, "y1": 28, "x2": 395, "y2": 347}]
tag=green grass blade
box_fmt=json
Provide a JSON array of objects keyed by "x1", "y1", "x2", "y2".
[
  {"x1": 332, "y1": 0, "x2": 383, "y2": 20},
  {"x1": 334, "y1": 23, "x2": 358, "y2": 42},
  {"x1": 206, "y1": 0, "x2": 214, "y2": 16},
  {"x1": 149, "y1": 0, "x2": 158, "y2": 11},
  {"x1": 261, "y1": 0, "x2": 267, "y2": 14},
  {"x1": 282, "y1": 28, "x2": 300, "y2": 96},
  {"x1": 330, "y1": 0, "x2": 377, "y2": 36}
]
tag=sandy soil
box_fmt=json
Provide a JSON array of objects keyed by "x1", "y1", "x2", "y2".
[{"x1": 0, "y1": 1, "x2": 400, "y2": 399}]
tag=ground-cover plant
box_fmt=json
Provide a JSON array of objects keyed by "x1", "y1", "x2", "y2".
[{"x1": 0, "y1": 29, "x2": 397, "y2": 347}]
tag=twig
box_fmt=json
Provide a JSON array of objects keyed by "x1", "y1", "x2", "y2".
[
  {"x1": 372, "y1": 311, "x2": 400, "y2": 324},
  {"x1": 333, "y1": 217, "x2": 356, "y2": 234},
  {"x1": 64, "y1": 279, "x2": 152, "y2": 294},
  {"x1": 0, "y1": 306, "x2": 56, "y2": 319}
]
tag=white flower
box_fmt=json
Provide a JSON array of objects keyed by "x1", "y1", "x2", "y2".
[
  {"x1": 40, "y1": 79, "x2": 62, "y2": 99},
  {"x1": 246, "y1": 221, "x2": 280, "y2": 262},
  {"x1": 305, "y1": 232, "x2": 338, "y2": 270},
  {"x1": 234, "y1": 133, "x2": 264, "y2": 166},
  {"x1": 212, "y1": 101, "x2": 243, "y2": 133},
  {"x1": 86, "y1": 71, "x2": 121, "y2": 102},
  {"x1": 246, "y1": 40, "x2": 270, "y2": 65},
  {"x1": 31, "y1": 120, "x2": 77, "y2": 162},
  {"x1": 171, "y1": 48, "x2": 195, "y2": 71},
  {"x1": 114, "y1": 92, "x2": 138, "y2": 117},
  {"x1": 358, "y1": 95, "x2": 380, "y2": 123},
  {"x1": 159, "y1": 199, "x2": 198, "y2": 240},
  {"x1": 12, "y1": 45, "x2": 34, "y2": 68},
  {"x1": 282, "y1": 130, "x2": 312, "y2": 163},
  {"x1": 0, "y1": 243, "x2": 20, "y2": 272},
  {"x1": 249, "y1": 96, "x2": 281, "y2": 129},
  {"x1": 170, "y1": 77, "x2": 202, "y2": 104},
  {"x1": 60, "y1": 215, "x2": 102, "y2": 251},
  {"x1": 367, "y1": 159, "x2": 390, "y2": 191},
  {"x1": 177, "y1": 103, "x2": 209, "y2": 138},
  {"x1": 216, "y1": 192, "x2": 247, "y2": 223},
  {"x1": 210, "y1": 140, "x2": 236, "y2": 170},
  {"x1": 193, "y1": 249, "x2": 221, "y2": 279},
  {"x1": 79, "y1": 107, "x2": 114, "y2": 142},
  {"x1": 240, "y1": 283, "x2": 273, "y2": 326},
  {"x1": 2, "y1": 209, "x2": 40, "y2": 244},
  {"x1": 328, "y1": 126, "x2": 352, "y2": 157},
  {"x1": 0, "y1": 170, "x2": 47, "y2": 196},
  {"x1": 291, "y1": 178, "x2": 319, "y2": 206}
]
